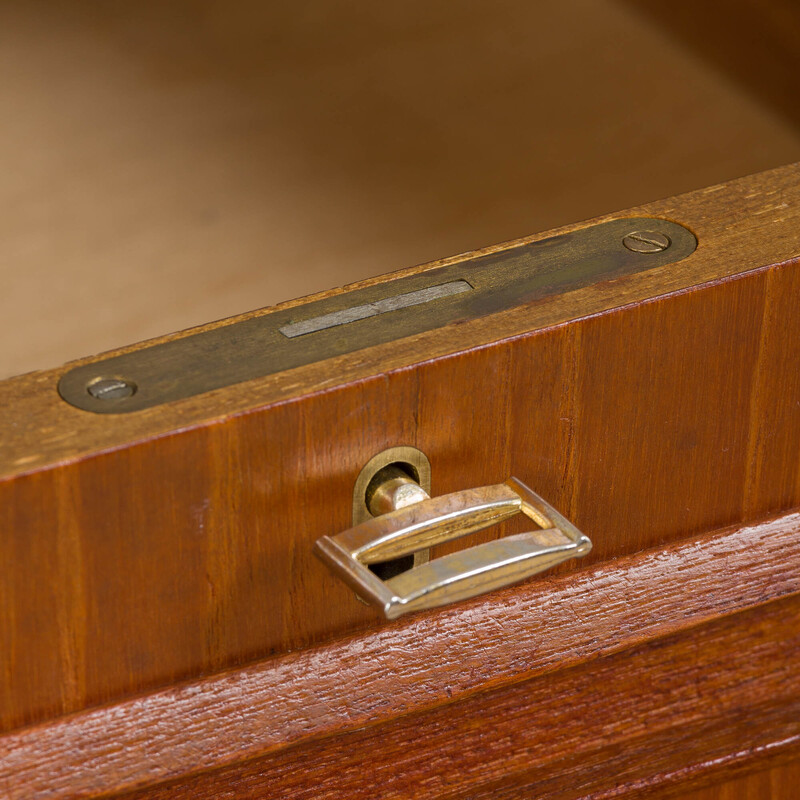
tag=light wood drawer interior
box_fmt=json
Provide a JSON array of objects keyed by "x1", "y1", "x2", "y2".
[{"x1": 2, "y1": 0, "x2": 799, "y2": 378}]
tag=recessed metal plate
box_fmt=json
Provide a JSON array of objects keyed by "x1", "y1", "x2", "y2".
[{"x1": 58, "y1": 217, "x2": 696, "y2": 413}]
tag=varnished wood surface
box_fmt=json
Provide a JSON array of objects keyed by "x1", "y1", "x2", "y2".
[
  {"x1": 3, "y1": 8, "x2": 799, "y2": 796},
  {"x1": 680, "y1": 761, "x2": 800, "y2": 800},
  {"x1": 3, "y1": 163, "x2": 800, "y2": 476},
  {"x1": 3, "y1": 509, "x2": 798, "y2": 799},
  {"x1": 2, "y1": 166, "x2": 800, "y2": 731},
  {"x1": 2, "y1": 0, "x2": 800, "y2": 380},
  {"x1": 125, "y1": 599, "x2": 800, "y2": 800}
]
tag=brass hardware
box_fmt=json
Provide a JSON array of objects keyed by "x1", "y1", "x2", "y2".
[
  {"x1": 86, "y1": 377, "x2": 137, "y2": 400},
  {"x1": 366, "y1": 464, "x2": 430, "y2": 516},
  {"x1": 352, "y1": 446, "x2": 432, "y2": 527},
  {"x1": 58, "y1": 217, "x2": 697, "y2": 413},
  {"x1": 315, "y1": 476, "x2": 591, "y2": 619},
  {"x1": 622, "y1": 230, "x2": 671, "y2": 254},
  {"x1": 279, "y1": 281, "x2": 473, "y2": 338},
  {"x1": 352, "y1": 447, "x2": 432, "y2": 582}
]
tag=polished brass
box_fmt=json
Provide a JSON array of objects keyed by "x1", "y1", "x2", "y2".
[
  {"x1": 315, "y1": 476, "x2": 592, "y2": 619},
  {"x1": 366, "y1": 464, "x2": 431, "y2": 517},
  {"x1": 58, "y1": 217, "x2": 697, "y2": 413},
  {"x1": 352, "y1": 447, "x2": 432, "y2": 576},
  {"x1": 352, "y1": 446, "x2": 432, "y2": 527}
]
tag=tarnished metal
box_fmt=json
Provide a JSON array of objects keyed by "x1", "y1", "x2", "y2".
[
  {"x1": 315, "y1": 476, "x2": 592, "y2": 619},
  {"x1": 58, "y1": 217, "x2": 697, "y2": 413},
  {"x1": 86, "y1": 377, "x2": 137, "y2": 400},
  {"x1": 623, "y1": 230, "x2": 671, "y2": 253},
  {"x1": 279, "y1": 280, "x2": 472, "y2": 338}
]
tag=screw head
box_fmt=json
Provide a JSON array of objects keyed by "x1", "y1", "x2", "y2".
[
  {"x1": 87, "y1": 377, "x2": 137, "y2": 400},
  {"x1": 622, "y1": 231, "x2": 671, "y2": 254}
]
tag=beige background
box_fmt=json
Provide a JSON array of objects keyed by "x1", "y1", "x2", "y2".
[{"x1": 2, "y1": 0, "x2": 800, "y2": 379}]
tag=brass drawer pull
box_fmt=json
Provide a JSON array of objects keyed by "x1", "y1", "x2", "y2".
[{"x1": 314, "y1": 477, "x2": 591, "y2": 619}]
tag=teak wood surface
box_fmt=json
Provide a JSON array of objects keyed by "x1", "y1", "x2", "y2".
[
  {"x1": 2, "y1": 163, "x2": 800, "y2": 797},
  {"x1": 3, "y1": 510, "x2": 800, "y2": 799},
  {"x1": 682, "y1": 762, "x2": 800, "y2": 800},
  {"x1": 3, "y1": 164, "x2": 800, "y2": 732}
]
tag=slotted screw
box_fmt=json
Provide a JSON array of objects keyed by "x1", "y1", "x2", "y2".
[
  {"x1": 87, "y1": 378, "x2": 136, "y2": 400},
  {"x1": 622, "y1": 231, "x2": 671, "y2": 254}
]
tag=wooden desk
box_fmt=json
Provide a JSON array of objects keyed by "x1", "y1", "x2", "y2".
[{"x1": 2, "y1": 4, "x2": 800, "y2": 798}]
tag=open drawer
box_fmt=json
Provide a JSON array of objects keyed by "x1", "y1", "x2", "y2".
[
  {"x1": 3, "y1": 0, "x2": 800, "y2": 380},
  {"x1": 2, "y1": 4, "x2": 800, "y2": 799}
]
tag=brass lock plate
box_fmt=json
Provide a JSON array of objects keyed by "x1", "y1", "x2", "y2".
[{"x1": 58, "y1": 217, "x2": 696, "y2": 413}]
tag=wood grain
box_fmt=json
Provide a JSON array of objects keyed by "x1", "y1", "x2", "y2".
[
  {"x1": 127, "y1": 598, "x2": 799, "y2": 800},
  {"x1": 678, "y1": 760, "x2": 800, "y2": 800},
  {"x1": 2, "y1": 508, "x2": 799, "y2": 799},
  {"x1": 2, "y1": 165, "x2": 800, "y2": 732},
  {"x1": 2, "y1": 0, "x2": 799, "y2": 380},
  {"x1": 3, "y1": 163, "x2": 800, "y2": 476},
  {"x1": 3, "y1": 10, "x2": 799, "y2": 796}
]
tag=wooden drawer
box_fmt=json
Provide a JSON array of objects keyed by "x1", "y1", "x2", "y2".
[
  {"x1": 2, "y1": 3, "x2": 800, "y2": 798},
  {"x1": 3, "y1": 0, "x2": 800, "y2": 382}
]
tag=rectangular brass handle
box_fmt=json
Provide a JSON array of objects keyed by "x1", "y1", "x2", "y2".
[{"x1": 314, "y1": 477, "x2": 591, "y2": 619}]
